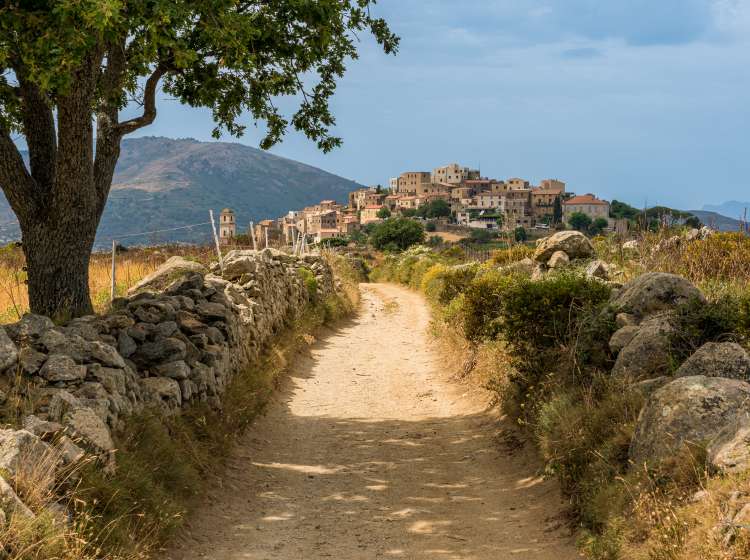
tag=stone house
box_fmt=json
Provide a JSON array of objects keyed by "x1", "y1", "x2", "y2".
[{"x1": 563, "y1": 194, "x2": 610, "y2": 223}]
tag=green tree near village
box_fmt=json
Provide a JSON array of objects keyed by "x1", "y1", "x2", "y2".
[
  {"x1": 376, "y1": 206, "x2": 392, "y2": 219},
  {"x1": 568, "y1": 212, "x2": 593, "y2": 232},
  {"x1": 417, "y1": 198, "x2": 451, "y2": 219},
  {"x1": 370, "y1": 218, "x2": 425, "y2": 251},
  {"x1": 0, "y1": 1, "x2": 398, "y2": 318}
]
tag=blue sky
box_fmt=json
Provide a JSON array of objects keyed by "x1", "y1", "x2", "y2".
[{"x1": 129, "y1": 0, "x2": 750, "y2": 210}]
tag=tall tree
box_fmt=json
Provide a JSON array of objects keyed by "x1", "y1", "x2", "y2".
[{"x1": 0, "y1": 1, "x2": 397, "y2": 318}]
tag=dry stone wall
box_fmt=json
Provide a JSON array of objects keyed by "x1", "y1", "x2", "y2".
[{"x1": 0, "y1": 249, "x2": 336, "y2": 516}]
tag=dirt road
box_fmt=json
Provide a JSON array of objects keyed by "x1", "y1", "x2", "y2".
[{"x1": 164, "y1": 283, "x2": 579, "y2": 560}]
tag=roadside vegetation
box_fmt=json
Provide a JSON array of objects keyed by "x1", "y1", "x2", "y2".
[{"x1": 371, "y1": 228, "x2": 750, "y2": 560}]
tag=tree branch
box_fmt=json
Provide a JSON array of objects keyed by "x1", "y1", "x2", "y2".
[
  {"x1": 17, "y1": 71, "x2": 57, "y2": 194},
  {"x1": 116, "y1": 65, "x2": 166, "y2": 136},
  {"x1": 0, "y1": 124, "x2": 38, "y2": 219}
]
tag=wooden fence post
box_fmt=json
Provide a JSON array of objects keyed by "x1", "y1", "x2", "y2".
[
  {"x1": 110, "y1": 239, "x2": 116, "y2": 302},
  {"x1": 209, "y1": 209, "x2": 224, "y2": 273}
]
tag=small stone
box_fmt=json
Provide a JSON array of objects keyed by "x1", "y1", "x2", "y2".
[
  {"x1": 0, "y1": 327, "x2": 18, "y2": 372},
  {"x1": 153, "y1": 360, "x2": 191, "y2": 380},
  {"x1": 117, "y1": 331, "x2": 137, "y2": 358},
  {"x1": 196, "y1": 302, "x2": 227, "y2": 321},
  {"x1": 40, "y1": 354, "x2": 87, "y2": 383},
  {"x1": 609, "y1": 326, "x2": 640, "y2": 354}
]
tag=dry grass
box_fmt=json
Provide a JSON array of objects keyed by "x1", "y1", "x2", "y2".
[
  {"x1": 594, "y1": 231, "x2": 750, "y2": 299},
  {"x1": 0, "y1": 244, "x2": 218, "y2": 324}
]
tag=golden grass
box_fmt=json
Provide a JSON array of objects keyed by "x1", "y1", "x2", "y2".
[
  {"x1": 0, "y1": 244, "x2": 217, "y2": 324},
  {"x1": 593, "y1": 231, "x2": 750, "y2": 299}
]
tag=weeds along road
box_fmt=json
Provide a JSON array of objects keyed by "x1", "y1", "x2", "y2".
[{"x1": 163, "y1": 283, "x2": 579, "y2": 560}]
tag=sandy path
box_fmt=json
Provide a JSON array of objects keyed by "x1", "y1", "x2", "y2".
[{"x1": 163, "y1": 283, "x2": 579, "y2": 560}]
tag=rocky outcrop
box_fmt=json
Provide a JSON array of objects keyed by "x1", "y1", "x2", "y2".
[
  {"x1": 630, "y1": 376, "x2": 750, "y2": 466},
  {"x1": 612, "y1": 272, "x2": 704, "y2": 318},
  {"x1": 533, "y1": 231, "x2": 595, "y2": 263},
  {"x1": 674, "y1": 342, "x2": 750, "y2": 381}
]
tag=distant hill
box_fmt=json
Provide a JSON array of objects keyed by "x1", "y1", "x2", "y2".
[
  {"x1": 0, "y1": 137, "x2": 362, "y2": 248},
  {"x1": 688, "y1": 210, "x2": 744, "y2": 232},
  {"x1": 702, "y1": 200, "x2": 750, "y2": 221}
]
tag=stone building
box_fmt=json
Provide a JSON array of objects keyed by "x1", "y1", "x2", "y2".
[
  {"x1": 219, "y1": 208, "x2": 236, "y2": 245},
  {"x1": 563, "y1": 194, "x2": 610, "y2": 223},
  {"x1": 431, "y1": 163, "x2": 480, "y2": 185}
]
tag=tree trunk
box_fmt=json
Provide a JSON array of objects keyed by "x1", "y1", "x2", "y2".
[{"x1": 20, "y1": 203, "x2": 100, "y2": 320}]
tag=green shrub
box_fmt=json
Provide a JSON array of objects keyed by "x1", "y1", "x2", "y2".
[
  {"x1": 462, "y1": 271, "x2": 611, "y2": 347},
  {"x1": 370, "y1": 218, "x2": 425, "y2": 251},
  {"x1": 422, "y1": 262, "x2": 480, "y2": 306},
  {"x1": 297, "y1": 267, "x2": 319, "y2": 300},
  {"x1": 668, "y1": 294, "x2": 750, "y2": 366}
]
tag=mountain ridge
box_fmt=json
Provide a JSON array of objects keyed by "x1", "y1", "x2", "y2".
[{"x1": 0, "y1": 137, "x2": 362, "y2": 247}]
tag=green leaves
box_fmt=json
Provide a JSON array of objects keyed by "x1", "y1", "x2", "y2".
[{"x1": 0, "y1": 0, "x2": 398, "y2": 149}]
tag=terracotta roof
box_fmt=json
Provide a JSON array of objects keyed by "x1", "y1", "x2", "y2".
[
  {"x1": 364, "y1": 204, "x2": 383, "y2": 210},
  {"x1": 532, "y1": 187, "x2": 564, "y2": 195},
  {"x1": 564, "y1": 194, "x2": 609, "y2": 206}
]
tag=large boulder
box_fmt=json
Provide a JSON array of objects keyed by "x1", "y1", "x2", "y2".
[
  {"x1": 0, "y1": 327, "x2": 18, "y2": 373},
  {"x1": 4, "y1": 314, "x2": 54, "y2": 342},
  {"x1": 675, "y1": 342, "x2": 750, "y2": 381},
  {"x1": 127, "y1": 256, "x2": 206, "y2": 295},
  {"x1": 611, "y1": 272, "x2": 704, "y2": 318},
  {"x1": 630, "y1": 376, "x2": 750, "y2": 466},
  {"x1": 706, "y1": 411, "x2": 750, "y2": 474},
  {"x1": 612, "y1": 315, "x2": 674, "y2": 379},
  {"x1": 533, "y1": 231, "x2": 595, "y2": 263}
]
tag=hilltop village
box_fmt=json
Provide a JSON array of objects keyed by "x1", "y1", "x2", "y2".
[{"x1": 219, "y1": 162, "x2": 621, "y2": 246}]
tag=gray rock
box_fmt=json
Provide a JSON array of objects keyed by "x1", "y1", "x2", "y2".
[
  {"x1": 533, "y1": 231, "x2": 595, "y2": 263},
  {"x1": 18, "y1": 347, "x2": 47, "y2": 375},
  {"x1": 221, "y1": 251, "x2": 260, "y2": 280},
  {"x1": 675, "y1": 342, "x2": 750, "y2": 381},
  {"x1": 88, "y1": 365, "x2": 127, "y2": 396},
  {"x1": 141, "y1": 377, "x2": 182, "y2": 410},
  {"x1": 630, "y1": 376, "x2": 750, "y2": 466},
  {"x1": 153, "y1": 360, "x2": 191, "y2": 380},
  {"x1": 0, "y1": 475, "x2": 34, "y2": 519},
  {"x1": 156, "y1": 321, "x2": 179, "y2": 338},
  {"x1": 22, "y1": 415, "x2": 64, "y2": 438},
  {"x1": 63, "y1": 407, "x2": 115, "y2": 452},
  {"x1": 612, "y1": 315, "x2": 674, "y2": 379},
  {"x1": 131, "y1": 337, "x2": 186, "y2": 367},
  {"x1": 56, "y1": 435, "x2": 86, "y2": 466},
  {"x1": 0, "y1": 429, "x2": 54, "y2": 479},
  {"x1": 40, "y1": 354, "x2": 87, "y2": 382},
  {"x1": 0, "y1": 327, "x2": 18, "y2": 372},
  {"x1": 706, "y1": 411, "x2": 750, "y2": 474},
  {"x1": 196, "y1": 302, "x2": 227, "y2": 321},
  {"x1": 104, "y1": 313, "x2": 135, "y2": 331},
  {"x1": 164, "y1": 272, "x2": 204, "y2": 296},
  {"x1": 586, "y1": 260, "x2": 610, "y2": 280},
  {"x1": 615, "y1": 312, "x2": 638, "y2": 328},
  {"x1": 117, "y1": 331, "x2": 137, "y2": 358},
  {"x1": 46, "y1": 390, "x2": 82, "y2": 423},
  {"x1": 5, "y1": 314, "x2": 54, "y2": 342},
  {"x1": 612, "y1": 272, "x2": 705, "y2": 318},
  {"x1": 547, "y1": 251, "x2": 569, "y2": 269},
  {"x1": 609, "y1": 325, "x2": 640, "y2": 354},
  {"x1": 127, "y1": 256, "x2": 206, "y2": 295}
]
